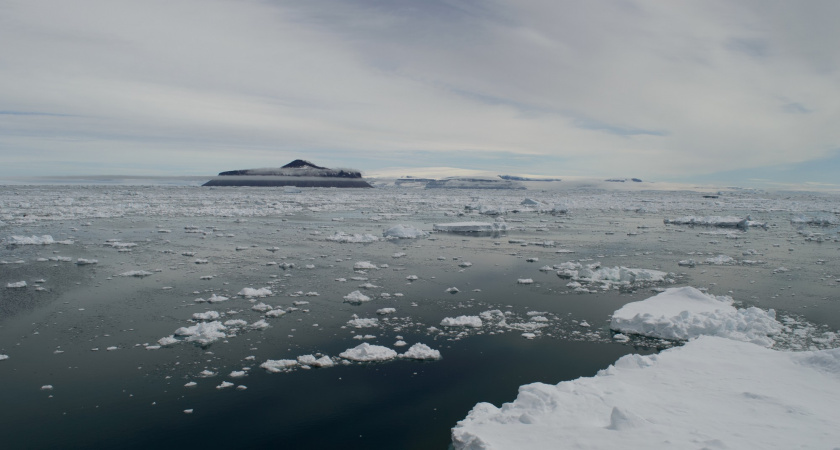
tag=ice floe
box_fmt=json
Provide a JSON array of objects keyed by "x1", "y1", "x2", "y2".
[
  {"x1": 610, "y1": 286, "x2": 782, "y2": 347},
  {"x1": 343, "y1": 290, "x2": 371, "y2": 304},
  {"x1": 173, "y1": 321, "x2": 228, "y2": 346},
  {"x1": 384, "y1": 224, "x2": 428, "y2": 239},
  {"x1": 452, "y1": 336, "x2": 840, "y2": 450},
  {"x1": 441, "y1": 316, "x2": 483, "y2": 328},
  {"x1": 238, "y1": 287, "x2": 272, "y2": 298},
  {"x1": 327, "y1": 232, "x2": 380, "y2": 243},
  {"x1": 432, "y1": 222, "x2": 508, "y2": 233},
  {"x1": 400, "y1": 343, "x2": 441, "y2": 360},
  {"x1": 339, "y1": 343, "x2": 398, "y2": 362}
]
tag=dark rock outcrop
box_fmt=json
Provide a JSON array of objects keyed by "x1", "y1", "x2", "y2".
[{"x1": 203, "y1": 160, "x2": 372, "y2": 188}]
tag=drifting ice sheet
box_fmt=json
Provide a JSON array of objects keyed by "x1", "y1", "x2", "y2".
[
  {"x1": 610, "y1": 286, "x2": 782, "y2": 347},
  {"x1": 451, "y1": 336, "x2": 840, "y2": 449}
]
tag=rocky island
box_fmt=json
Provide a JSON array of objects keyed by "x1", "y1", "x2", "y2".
[{"x1": 203, "y1": 160, "x2": 373, "y2": 188}]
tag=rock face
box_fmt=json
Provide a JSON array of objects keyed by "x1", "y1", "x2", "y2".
[{"x1": 203, "y1": 160, "x2": 372, "y2": 188}]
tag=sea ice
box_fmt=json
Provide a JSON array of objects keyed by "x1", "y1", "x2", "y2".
[
  {"x1": 343, "y1": 290, "x2": 371, "y2": 304},
  {"x1": 432, "y1": 222, "x2": 508, "y2": 233},
  {"x1": 260, "y1": 359, "x2": 299, "y2": 373},
  {"x1": 451, "y1": 336, "x2": 840, "y2": 449},
  {"x1": 6, "y1": 281, "x2": 26, "y2": 288},
  {"x1": 119, "y1": 270, "x2": 153, "y2": 278},
  {"x1": 238, "y1": 287, "x2": 272, "y2": 298},
  {"x1": 174, "y1": 321, "x2": 228, "y2": 345},
  {"x1": 327, "y1": 232, "x2": 380, "y2": 243},
  {"x1": 384, "y1": 224, "x2": 429, "y2": 239},
  {"x1": 339, "y1": 343, "x2": 398, "y2": 362},
  {"x1": 441, "y1": 316, "x2": 483, "y2": 328},
  {"x1": 192, "y1": 311, "x2": 220, "y2": 321},
  {"x1": 400, "y1": 343, "x2": 442, "y2": 360},
  {"x1": 610, "y1": 286, "x2": 783, "y2": 347}
]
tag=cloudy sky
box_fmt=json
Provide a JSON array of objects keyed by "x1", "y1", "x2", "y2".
[{"x1": 1, "y1": 0, "x2": 838, "y2": 185}]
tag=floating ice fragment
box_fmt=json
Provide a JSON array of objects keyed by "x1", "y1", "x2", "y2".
[
  {"x1": 446, "y1": 287, "x2": 460, "y2": 294},
  {"x1": 353, "y1": 261, "x2": 378, "y2": 270},
  {"x1": 339, "y1": 343, "x2": 398, "y2": 362},
  {"x1": 174, "y1": 321, "x2": 228, "y2": 345},
  {"x1": 184, "y1": 382, "x2": 197, "y2": 387},
  {"x1": 251, "y1": 303, "x2": 273, "y2": 312},
  {"x1": 432, "y1": 222, "x2": 508, "y2": 233},
  {"x1": 260, "y1": 359, "x2": 299, "y2": 373},
  {"x1": 250, "y1": 319, "x2": 270, "y2": 330},
  {"x1": 75, "y1": 258, "x2": 98, "y2": 265},
  {"x1": 347, "y1": 317, "x2": 379, "y2": 328},
  {"x1": 192, "y1": 311, "x2": 220, "y2": 321},
  {"x1": 238, "y1": 287, "x2": 272, "y2": 298},
  {"x1": 343, "y1": 291, "x2": 371, "y2": 304},
  {"x1": 376, "y1": 308, "x2": 396, "y2": 315},
  {"x1": 6, "y1": 281, "x2": 26, "y2": 288},
  {"x1": 610, "y1": 286, "x2": 782, "y2": 346},
  {"x1": 517, "y1": 279, "x2": 534, "y2": 284},
  {"x1": 400, "y1": 343, "x2": 442, "y2": 360},
  {"x1": 265, "y1": 309, "x2": 287, "y2": 318},
  {"x1": 119, "y1": 270, "x2": 153, "y2": 278},
  {"x1": 441, "y1": 316, "x2": 482, "y2": 328},
  {"x1": 327, "y1": 232, "x2": 380, "y2": 243},
  {"x1": 0, "y1": 354, "x2": 8, "y2": 360},
  {"x1": 384, "y1": 224, "x2": 429, "y2": 239}
]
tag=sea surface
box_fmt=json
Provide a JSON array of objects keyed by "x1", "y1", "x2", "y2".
[{"x1": 1, "y1": 184, "x2": 838, "y2": 449}]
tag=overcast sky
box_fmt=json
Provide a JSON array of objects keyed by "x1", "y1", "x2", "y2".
[{"x1": 1, "y1": 0, "x2": 838, "y2": 185}]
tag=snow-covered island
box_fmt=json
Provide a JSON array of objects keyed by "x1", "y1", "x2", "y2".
[{"x1": 202, "y1": 159, "x2": 373, "y2": 188}]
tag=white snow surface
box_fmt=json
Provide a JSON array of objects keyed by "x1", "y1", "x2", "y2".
[
  {"x1": 339, "y1": 343, "x2": 398, "y2": 362},
  {"x1": 173, "y1": 321, "x2": 227, "y2": 345},
  {"x1": 452, "y1": 336, "x2": 840, "y2": 450},
  {"x1": 441, "y1": 316, "x2": 483, "y2": 328},
  {"x1": 401, "y1": 343, "x2": 442, "y2": 360},
  {"x1": 343, "y1": 290, "x2": 371, "y2": 304},
  {"x1": 384, "y1": 224, "x2": 428, "y2": 239},
  {"x1": 610, "y1": 287, "x2": 783, "y2": 347},
  {"x1": 237, "y1": 287, "x2": 272, "y2": 298}
]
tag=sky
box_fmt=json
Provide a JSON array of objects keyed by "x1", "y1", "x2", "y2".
[{"x1": 1, "y1": 0, "x2": 839, "y2": 186}]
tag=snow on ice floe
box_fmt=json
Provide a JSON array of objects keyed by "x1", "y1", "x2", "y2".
[
  {"x1": 7, "y1": 235, "x2": 73, "y2": 245},
  {"x1": 353, "y1": 261, "x2": 378, "y2": 270},
  {"x1": 173, "y1": 321, "x2": 227, "y2": 346},
  {"x1": 297, "y1": 354, "x2": 335, "y2": 368},
  {"x1": 327, "y1": 232, "x2": 380, "y2": 243},
  {"x1": 664, "y1": 215, "x2": 766, "y2": 228},
  {"x1": 261, "y1": 359, "x2": 298, "y2": 373},
  {"x1": 192, "y1": 311, "x2": 221, "y2": 321},
  {"x1": 556, "y1": 262, "x2": 670, "y2": 291},
  {"x1": 384, "y1": 224, "x2": 428, "y2": 239},
  {"x1": 451, "y1": 336, "x2": 840, "y2": 450},
  {"x1": 339, "y1": 343, "x2": 398, "y2": 362},
  {"x1": 433, "y1": 222, "x2": 508, "y2": 233},
  {"x1": 343, "y1": 290, "x2": 371, "y2": 304},
  {"x1": 441, "y1": 316, "x2": 483, "y2": 328},
  {"x1": 119, "y1": 270, "x2": 153, "y2": 278},
  {"x1": 347, "y1": 317, "x2": 379, "y2": 328},
  {"x1": 610, "y1": 286, "x2": 782, "y2": 347},
  {"x1": 238, "y1": 287, "x2": 272, "y2": 298},
  {"x1": 400, "y1": 343, "x2": 441, "y2": 360}
]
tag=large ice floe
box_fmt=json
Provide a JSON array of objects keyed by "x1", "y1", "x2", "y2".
[
  {"x1": 451, "y1": 336, "x2": 840, "y2": 449},
  {"x1": 610, "y1": 287, "x2": 782, "y2": 347}
]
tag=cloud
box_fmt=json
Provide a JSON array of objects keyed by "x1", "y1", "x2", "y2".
[{"x1": 0, "y1": 0, "x2": 838, "y2": 182}]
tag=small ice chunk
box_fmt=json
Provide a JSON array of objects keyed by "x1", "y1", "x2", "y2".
[
  {"x1": 238, "y1": 287, "x2": 272, "y2": 298},
  {"x1": 401, "y1": 343, "x2": 442, "y2": 360},
  {"x1": 441, "y1": 316, "x2": 482, "y2": 328},
  {"x1": 339, "y1": 343, "x2": 398, "y2": 362},
  {"x1": 6, "y1": 281, "x2": 26, "y2": 288},
  {"x1": 343, "y1": 291, "x2": 371, "y2": 304},
  {"x1": 260, "y1": 359, "x2": 299, "y2": 373},
  {"x1": 192, "y1": 311, "x2": 220, "y2": 321},
  {"x1": 216, "y1": 381, "x2": 234, "y2": 389},
  {"x1": 517, "y1": 278, "x2": 534, "y2": 284},
  {"x1": 384, "y1": 224, "x2": 429, "y2": 239},
  {"x1": 376, "y1": 308, "x2": 396, "y2": 315}
]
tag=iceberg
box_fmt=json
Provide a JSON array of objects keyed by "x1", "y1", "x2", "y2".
[{"x1": 203, "y1": 160, "x2": 373, "y2": 188}]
